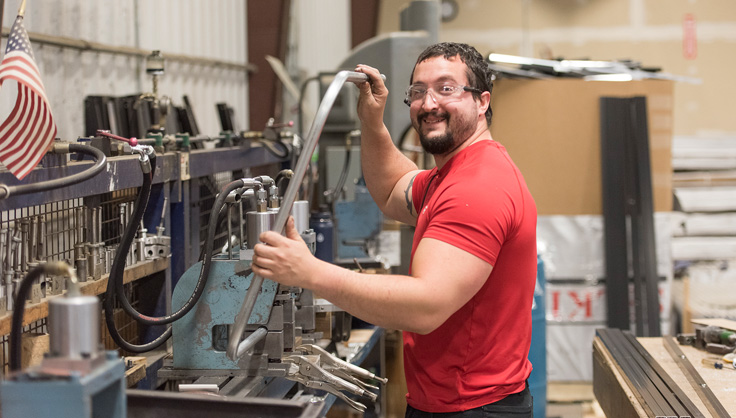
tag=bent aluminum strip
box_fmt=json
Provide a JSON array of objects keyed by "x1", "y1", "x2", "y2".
[{"x1": 226, "y1": 71, "x2": 379, "y2": 361}]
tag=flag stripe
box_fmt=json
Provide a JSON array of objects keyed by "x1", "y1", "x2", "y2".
[
  {"x1": 5, "y1": 89, "x2": 44, "y2": 166},
  {"x1": 0, "y1": 87, "x2": 31, "y2": 157},
  {"x1": 0, "y1": 15, "x2": 58, "y2": 180},
  {"x1": 0, "y1": 87, "x2": 39, "y2": 159},
  {"x1": 7, "y1": 92, "x2": 54, "y2": 170},
  {"x1": 0, "y1": 53, "x2": 45, "y2": 86},
  {"x1": 13, "y1": 108, "x2": 55, "y2": 178},
  {"x1": 0, "y1": 91, "x2": 39, "y2": 165},
  {"x1": 0, "y1": 69, "x2": 48, "y2": 102}
]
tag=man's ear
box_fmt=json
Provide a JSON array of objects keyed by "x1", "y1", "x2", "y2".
[{"x1": 478, "y1": 91, "x2": 491, "y2": 116}]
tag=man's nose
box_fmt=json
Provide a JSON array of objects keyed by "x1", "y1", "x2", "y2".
[{"x1": 421, "y1": 89, "x2": 439, "y2": 109}]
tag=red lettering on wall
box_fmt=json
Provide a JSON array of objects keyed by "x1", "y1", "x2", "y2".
[{"x1": 683, "y1": 13, "x2": 697, "y2": 60}]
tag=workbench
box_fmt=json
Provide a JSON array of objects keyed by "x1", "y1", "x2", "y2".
[{"x1": 593, "y1": 326, "x2": 736, "y2": 418}]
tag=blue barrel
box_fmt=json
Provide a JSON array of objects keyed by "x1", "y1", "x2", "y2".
[
  {"x1": 309, "y1": 210, "x2": 334, "y2": 263},
  {"x1": 529, "y1": 255, "x2": 547, "y2": 418}
]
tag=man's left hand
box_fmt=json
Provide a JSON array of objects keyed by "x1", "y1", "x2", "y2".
[{"x1": 251, "y1": 216, "x2": 320, "y2": 288}]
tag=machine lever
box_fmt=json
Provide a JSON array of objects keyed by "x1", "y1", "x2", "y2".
[{"x1": 226, "y1": 70, "x2": 386, "y2": 362}]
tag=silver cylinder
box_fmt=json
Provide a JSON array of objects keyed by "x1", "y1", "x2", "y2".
[
  {"x1": 246, "y1": 211, "x2": 275, "y2": 250},
  {"x1": 400, "y1": 0, "x2": 439, "y2": 43},
  {"x1": 292, "y1": 200, "x2": 310, "y2": 234},
  {"x1": 48, "y1": 293, "x2": 100, "y2": 359}
]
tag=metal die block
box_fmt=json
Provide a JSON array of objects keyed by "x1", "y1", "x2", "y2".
[
  {"x1": 31, "y1": 283, "x2": 42, "y2": 304},
  {"x1": 295, "y1": 306, "x2": 316, "y2": 333},
  {"x1": 50, "y1": 276, "x2": 66, "y2": 296},
  {"x1": 171, "y1": 259, "x2": 278, "y2": 371}
]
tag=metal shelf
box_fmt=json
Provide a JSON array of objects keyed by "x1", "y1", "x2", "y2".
[
  {"x1": 0, "y1": 143, "x2": 287, "y2": 211},
  {"x1": 0, "y1": 257, "x2": 169, "y2": 336}
]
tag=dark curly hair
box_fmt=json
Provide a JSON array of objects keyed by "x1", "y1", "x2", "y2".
[{"x1": 409, "y1": 42, "x2": 494, "y2": 125}]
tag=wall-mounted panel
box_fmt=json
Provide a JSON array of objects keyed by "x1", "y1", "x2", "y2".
[{"x1": 0, "y1": 0, "x2": 248, "y2": 142}]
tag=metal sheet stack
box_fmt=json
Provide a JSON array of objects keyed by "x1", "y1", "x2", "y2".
[
  {"x1": 537, "y1": 215, "x2": 673, "y2": 381},
  {"x1": 671, "y1": 136, "x2": 736, "y2": 321}
]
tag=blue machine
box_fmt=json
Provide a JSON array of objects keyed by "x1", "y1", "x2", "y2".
[
  {"x1": 1, "y1": 281, "x2": 127, "y2": 418},
  {"x1": 334, "y1": 185, "x2": 382, "y2": 262},
  {"x1": 171, "y1": 256, "x2": 295, "y2": 373},
  {"x1": 1, "y1": 354, "x2": 126, "y2": 418},
  {"x1": 171, "y1": 198, "x2": 318, "y2": 375},
  {"x1": 529, "y1": 256, "x2": 547, "y2": 418}
]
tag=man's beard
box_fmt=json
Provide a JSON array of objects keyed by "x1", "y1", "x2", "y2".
[{"x1": 415, "y1": 111, "x2": 475, "y2": 155}]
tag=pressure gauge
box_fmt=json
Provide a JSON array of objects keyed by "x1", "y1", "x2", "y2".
[{"x1": 441, "y1": 0, "x2": 459, "y2": 23}]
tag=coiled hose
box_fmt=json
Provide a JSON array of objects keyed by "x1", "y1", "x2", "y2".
[
  {"x1": 103, "y1": 154, "x2": 172, "y2": 352},
  {"x1": 105, "y1": 173, "x2": 249, "y2": 352},
  {"x1": 0, "y1": 143, "x2": 107, "y2": 200}
]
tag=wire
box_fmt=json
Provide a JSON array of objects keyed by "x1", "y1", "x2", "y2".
[
  {"x1": 257, "y1": 138, "x2": 290, "y2": 159},
  {"x1": 9, "y1": 262, "x2": 72, "y2": 371},
  {"x1": 103, "y1": 154, "x2": 172, "y2": 352},
  {"x1": 110, "y1": 175, "x2": 247, "y2": 329},
  {"x1": 0, "y1": 143, "x2": 107, "y2": 200}
]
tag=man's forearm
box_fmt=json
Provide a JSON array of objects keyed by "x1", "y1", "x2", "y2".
[
  {"x1": 359, "y1": 124, "x2": 418, "y2": 210},
  {"x1": 309, "y1": 261, "x2": 441, "y2": 334}
]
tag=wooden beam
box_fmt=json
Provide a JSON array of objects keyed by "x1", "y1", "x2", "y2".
[{"x1": 0, "y1": 257, "x2": 169, "y2": 336}]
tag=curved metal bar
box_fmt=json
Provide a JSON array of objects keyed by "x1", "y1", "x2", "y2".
[
  {"x1": 235, "y1": 326, "x2": 268, "y2": 358},
  {"x1": 226, "y1": 70, "x2": 374, "y2": 361},
  {"x1": 0, "y1": 143, "x2": 107, "y2": 200}
]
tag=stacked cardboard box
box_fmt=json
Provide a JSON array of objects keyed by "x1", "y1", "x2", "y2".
[{"x1": 491, "y1": 79, "x2": 674, "y2": 382}]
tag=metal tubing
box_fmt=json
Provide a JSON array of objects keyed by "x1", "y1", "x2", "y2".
[
  {"x1": 178, "y1": 384, "x2": 220, "y2": 394},
  {"x1": 292, "y1": 201, "x2": 310, "y2": 234},
  {"x1": 37, "y1": 217, "x2": 45, "y2": 262},
  {"x1": 0, "y1": 228, "x2": 6, "y2": 271},
  {"x1": 28, "y1": 217, "x2": 37, "y2": 263},
  {"x1": 20, "y1": 220, "x2": 28, "y2": 273},
  {"x1": 226, "y1": 71, "x2": 373, "y2": 361},
  {"x1": 227, "y1": 205, "x2": 233, "y2": 259},
  {"x1": 622, "y1": 332, "x2": 704, "y2": 418},
  {"x1": 597, "y1": 329, "x2": 667, "y2": 417},
  {"x1": 238, "y1": 201, "x2": 244, "y2": 250},
  {"x1": 235, "y1": 326, "x2": 268, "y2": 358},
  {"x1": 663, "y1": 336, "x2": 730, "y2": 418}
]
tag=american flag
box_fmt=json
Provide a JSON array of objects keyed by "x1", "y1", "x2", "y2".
[{"x1": 0, "y1": 14, "x2": 57, "y2": 180}]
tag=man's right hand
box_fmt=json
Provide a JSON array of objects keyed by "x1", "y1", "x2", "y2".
[{"x1": 354, "y1": 64, "x2": 388, "y2": 130}]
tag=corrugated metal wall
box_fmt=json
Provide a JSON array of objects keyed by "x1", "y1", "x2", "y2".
[
  {"x1": 288, "y1": 0, "x2": 350, "y2": 130},
  {"x1": 0, "y1": 0, "x2": 248, "y2": 141}
]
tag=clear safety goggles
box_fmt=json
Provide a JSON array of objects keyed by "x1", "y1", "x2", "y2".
[{"x1": 404, "y1": 83, "x2": 482, "y2": 106}]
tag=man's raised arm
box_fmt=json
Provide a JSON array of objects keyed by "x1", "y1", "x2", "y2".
[{"x1": 354, "y1": 64, "x2": 422, "y2": 226}]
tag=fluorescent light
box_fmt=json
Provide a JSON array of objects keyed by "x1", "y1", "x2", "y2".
[
  {"x1": 584, "y1": 74, "x2": 634, "y2": 82},
  {"x1": 488, "y1": 53, "x2": 536, "y2": 65}
]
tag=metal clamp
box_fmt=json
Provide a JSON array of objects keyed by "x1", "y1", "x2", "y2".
[
  {"x1": 296, "y1": 344, "x2": 387, "y2": 392},
  {"x1": 283, "y1": 354, "x2": 369, "y2": 412}
]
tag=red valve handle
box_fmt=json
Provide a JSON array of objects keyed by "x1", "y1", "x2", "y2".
[{"x1": 96, "y1": 130, "x2": 138, "y2": 147}]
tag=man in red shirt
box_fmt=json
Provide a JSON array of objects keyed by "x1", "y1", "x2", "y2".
[{"x1": 252, "y1": 42, "x2": 537, "y2": 417}]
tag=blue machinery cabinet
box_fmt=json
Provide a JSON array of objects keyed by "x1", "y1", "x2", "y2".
[{"x1": 529, "y1": 256, "x2": 547, "y2": 417}]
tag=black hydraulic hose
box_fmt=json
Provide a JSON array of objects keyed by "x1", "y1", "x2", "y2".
[
  {"x1": 197, "y1": 203, "x2": 230, "y2": 262},
  {"x1": 0, "y1": 143, "x2": 107, "y2": 199},
  {"x1": 0, "y1": 143, "x2": 107, "y2": 200},
  {"x1": 113, "y1": 177, "x2": 246, "y2": 327},
  {"x1": 259, "y1": 138, "x2": 290, "y2": 159},
  {"x1": 330, "y1": 146, "x2": 351, "y2": 205},
  {"x1": 10, "y1": 262, "x2": 73, "y2": 372},
  {"x1": 275, "y1": 169, "x2": 294, "y2": 197},
  {"x1": 104, "y1": 154, "x2": 172, "y2": 353}
]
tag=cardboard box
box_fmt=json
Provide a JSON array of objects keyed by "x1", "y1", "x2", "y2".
[{"x1": 490, "y1": 79, "x2": 674, "y2": 215}]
